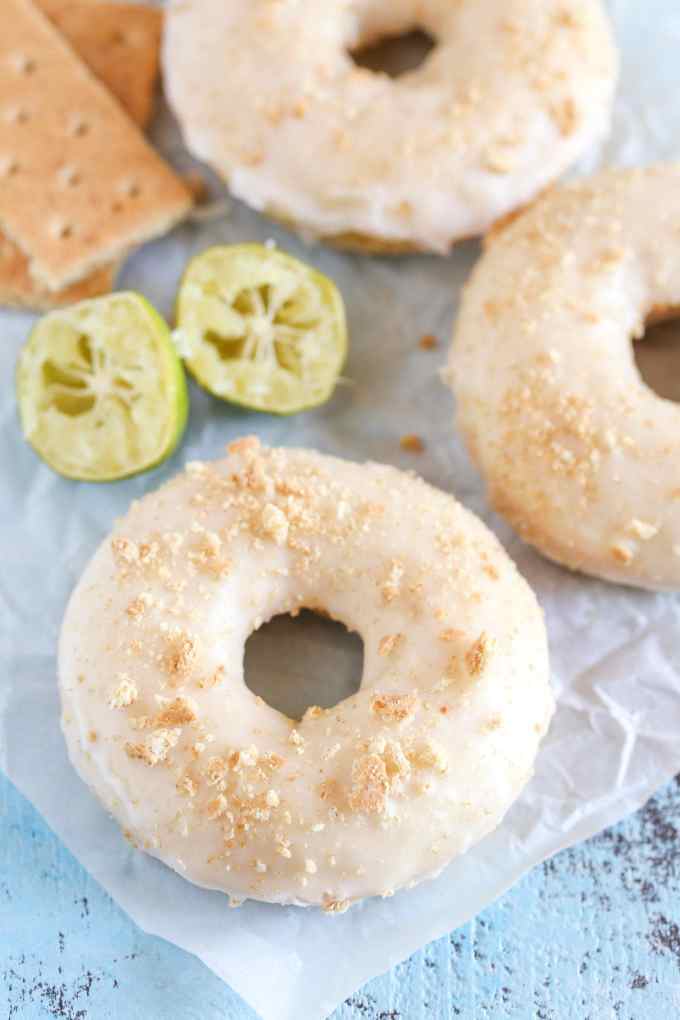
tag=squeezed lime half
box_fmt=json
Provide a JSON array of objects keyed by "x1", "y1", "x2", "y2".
[
  {"x1": 17, "y1": 291, "x2": 188, "y2": 481},
  {"x1": 175, "y1": 244, "x2": 347, "y2": 414}
]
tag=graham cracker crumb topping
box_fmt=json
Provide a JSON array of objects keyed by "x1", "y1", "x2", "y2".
[
  {"x1": 465, "y1": 632, "x2": 492, "y2": 678},
  {"x1": 378, "y1": 633, "x2": 405, "y2": 657},
  {"x1": 370, "y1": 691, "x2": 419, "y2": 723},
  {"x1": 322, "y1": 895, "x2": 351, "y2": 914},
  {"x1": 108, "y1": 673, "x2": 138, "y2": 709},
  {"x1": 400, "y1": 434, "x2": 425, "y2": 453},
  {"x1": 125, "y1": 728, "x2": 181, "y2": 766},
  {"x1": 261, "y1": 503, "x2": 289, "y2": 545},
  {"x1": 380, "y1": 559, "x2": 404, "y2": 604},
  {"x1": 611, "y1": 540, "x2": 634, "y2": 565},
  {"x1": 349, "y1": 753, "x2": 389, "y2": 814},
  {"x1": 153, "y1": 697, "x2": 197, "y2": 728},
  {"x1": 161, "y1": 630, "x2": 197, "y2": 681}
]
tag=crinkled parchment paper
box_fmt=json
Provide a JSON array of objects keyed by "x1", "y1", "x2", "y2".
[{"x1": 2, "y1": 2, "x2": 680, "y2": 1017}]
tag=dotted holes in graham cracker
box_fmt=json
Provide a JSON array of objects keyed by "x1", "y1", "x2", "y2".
[
  {"x1": 0, "y1": 157, "x2": 20, "y2": 179},
  {"x1": 69, "y1": 116, "x2": 91, "y2": 139},
  {"x1": 119, "y1": 179, "x2": 142, "y2": 200},
  {"x1": 50, "y1": 220, "x2": 75, "y2": 242},
  {"x1": 110, "y1": 27, "x2": 147, "y2": 50},
  {"x1": 111, "y1": 179, "x2": 141, "y2": 213},
  {"x1": 5, "y1": 106, "x2": 31, "y2": 126},
  {"x1": 57, "y1": 165, "x2": 82, "y2": 190},
  {"x1": 9, "y1": 53, "x2": 37, "y2": 75}
]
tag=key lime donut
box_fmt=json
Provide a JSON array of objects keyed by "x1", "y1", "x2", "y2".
[
  {"x1": 59, "y1": 438, "x2": 553, "y2": 909},
  {"x1": 163, "y1": 0, "x2": 617, "y2": 254},
  {"x1": 449, "y1": 164, "x2": 680, "y2": 590}
]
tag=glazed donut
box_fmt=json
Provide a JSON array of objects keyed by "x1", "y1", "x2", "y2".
[
  {"x1": 59, "y1": 439, "x2": 553, "y2": 909},
  {"x1": 449, "y1": 164, "x2": 680, "y2": 591},
  {"x1": 163, "y1": 0, "x2": 617, "y2": 254}
]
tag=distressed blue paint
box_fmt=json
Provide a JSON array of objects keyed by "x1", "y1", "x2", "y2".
[{"x1": 2, "y1": 771, "x2": 680, "y2": 1019}]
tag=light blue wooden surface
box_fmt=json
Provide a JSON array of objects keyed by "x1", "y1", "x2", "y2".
[{"x1": 3, "y1": 768, "x2": 680, "y2": 1019}]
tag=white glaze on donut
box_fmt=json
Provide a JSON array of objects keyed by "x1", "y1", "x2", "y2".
[
  {"x1": 449, "y1": 164, "x2": 680, "y2": 590},
  {"x1": 163, "y1": 0, "x2": 617, "y2": 253},
  {"x1": 59, "y1": 440, "x2": 553, "y2": 909}
]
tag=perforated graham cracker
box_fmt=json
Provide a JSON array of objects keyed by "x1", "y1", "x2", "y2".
[
  {"x1": 0, "y1": 0, "x2": 191, "y2": 293},
  {"x1": 0, "y1": 0, "x2": 161, "y2": 310},
  {"x1": 37, "y1": 0, "x2": 163, "y2": 129}
]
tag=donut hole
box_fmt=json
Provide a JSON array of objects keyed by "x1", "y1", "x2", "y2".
[
  {"x1": 634, "y1": 310, "x2": 680, "y2": 404},
  {"x1": 244, "y1": 610, "x2": 363, "y2": 722},
  {"x1": 349, "y1": 28, "x2": 436, "y2": 79}
]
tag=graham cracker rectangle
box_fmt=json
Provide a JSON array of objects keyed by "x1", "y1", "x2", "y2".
[
  {"x1": 0, "y1": 0, "x2": 191, "y2": 293},
  {"x1": 36, "y1": 0, "x2": 163, "y2": 129},
  {"x1": 0, "y1": 0, "x2": 161, "y2": 311}
]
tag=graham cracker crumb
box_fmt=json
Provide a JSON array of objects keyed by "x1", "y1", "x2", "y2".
[
  {"x1": 228, "y1": 436, "x2": 261, "y2": 457},
  {"x1": 549, "y1": 96, "x2": 579, "y2": 137},
  {"x1": 205, "y1": 755, "x2": 228, "y2": 786},
  {"x1": 626, "y1": 519, "x2": 658, "y2": 541},
  {"x1": 303, "y1": 705, "x2": 326, "y2": 721},
  {"x1": 230, "y1": 745, "x2": 259, "y2": 770},
  {"x1": 611, "y1": 540, "x2": 634, "y2": 565},
  {"x1": 206, "y1": 794, "x2": 228, "y2": 819},
  {"x1": 108, "y1": 673, "x2": 138, "y2": 709},
  {"x1": 380, "y1": 559, "x2": 404, "y2": 604},
  {"x1": 261, "y1": 503, "x2": 289, "y2": 545},
  {"x1": 483, "y1": 146, "x2": 515, "y2": 174},
  {"x1": 111, "y1": 537, "x2": 140, "y2": 568},
  {"x1": 383, "y1": 739, "x2": 411, "y2": 781},
  {"x1": 465, "y1": 632, "x2": 492, "y2": 678},
  {"x1": 483, "y1": 715, "x2": 503, "y2": 733},
  {"x1": 439, "y1": 628, "x2": 464, "y2": 643},
  {"x1": 400, "y1": 434, "x2": 425, "y2": 453},
  {"x1": 125, "y1": 728, "x2": 180, "y2": 766},
  {"x1": 161, "y1": 630, "x2": 197, "y2": 681},
  {"x1": 188, "y1": 527, "x2": 231, "y2": 578},
  {"x1": 198, "y1": 665, "x2": 226, "y2": 689},
  {"x1": 370, "y1": 691, "x2": 419, "y2": 723},
  {"x1": 126, "y1": 594, "x2": 151, "y2": 619},
  {"x1": 289, "y1": 729, "x2": 305, "y2": 753},
  {"x1": 410, "y1": 738, "x2": 448, "y2": 774},
  {"x1": 318, "y1": 778, "x2": 342, "y2": 806},
  {"x1": 378, "y1": 633, "x2": 404, "y2": 657},
  {"x1": 153, "y1": 697, "x2": 197, "y2": 728},
  {"x1": 177, "y1": 774, "x2": 197, "y2": 798},
  {"x1": 349, "y1": 753, "x2": 389, "y2": 814},
  {"x1": 322, "y1": 895, "x2": 351, "y2": 914}
]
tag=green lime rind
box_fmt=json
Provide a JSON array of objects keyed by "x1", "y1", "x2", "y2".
[
  {"x1": 174, "y1": 244, "x2": 347, "y2": 415},
  {"x1": 17, "y1": 292, "x2": 188, "y2": 482}
]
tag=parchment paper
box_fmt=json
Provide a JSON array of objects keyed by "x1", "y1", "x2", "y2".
[{"x1": 2, "y1": 2, "x2": 680, "y2": 1018}]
